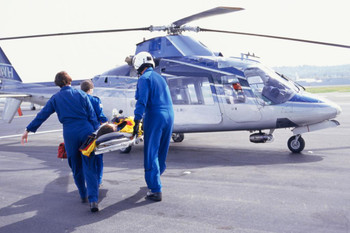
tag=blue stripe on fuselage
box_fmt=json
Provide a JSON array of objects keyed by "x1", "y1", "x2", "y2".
[{"x1": 289, "y1": 93, "x2": 323, "y2": 103}]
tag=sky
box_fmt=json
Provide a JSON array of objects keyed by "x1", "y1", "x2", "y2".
[{"x1": 1, "y1": 0, "x2": 350, "y2": 82}]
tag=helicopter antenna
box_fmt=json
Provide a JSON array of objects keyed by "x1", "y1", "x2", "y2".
[{"x1": 241, "y1": 52, "x2": 260, "y2": 60}]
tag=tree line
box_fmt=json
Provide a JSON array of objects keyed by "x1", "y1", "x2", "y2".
[{"x1": 273, "y1": 64, "x2": 350, "y2": 79}]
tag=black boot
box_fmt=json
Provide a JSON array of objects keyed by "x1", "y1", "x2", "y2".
[
  {"x1": 90, "y1": 202, "x2": 99, "y2": 212},
  {"x1": 145, "y1": 191, "x2": 162, "y2": 202}
]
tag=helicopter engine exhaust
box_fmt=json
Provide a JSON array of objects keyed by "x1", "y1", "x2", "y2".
[{"x1": 249, "y1": 132, "x2": 274, "y2": 143}]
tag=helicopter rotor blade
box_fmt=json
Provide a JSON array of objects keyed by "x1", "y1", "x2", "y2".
[
  {"x1": 200, "y1": 28, "x2": 350, "y2": 49},
  {"x1": 172, "y1": 7, "x2": 244, "y2": 27},
  {"x1": 0, "y1": 27, "x2": 151, "y2": 41}
]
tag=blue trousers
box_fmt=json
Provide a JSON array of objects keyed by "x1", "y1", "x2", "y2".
[
  {"x1": 63, "y1": 121, "x2": 99, "y2": 203},
  {"x1": 96, "y1": 154, "x2": 103, "y2": 185},
  {"x1": 143, "y1": 109, "x2": 174, "y2": 193}
]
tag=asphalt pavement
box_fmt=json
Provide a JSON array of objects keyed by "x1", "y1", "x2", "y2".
[{"x1": 0, "y1": 92, "x2": 349, "y2": 233}]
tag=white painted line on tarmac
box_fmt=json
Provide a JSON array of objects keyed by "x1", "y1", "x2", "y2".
[
  {"x1": 14, "y1": 114, "x2": 38, "y2": 118},
  {"x1": 0, "y1": 129, "x2": 62, "y2": 139},
  {"x1": 0, "y1": 115, "x2": 37, "y2": 120}
]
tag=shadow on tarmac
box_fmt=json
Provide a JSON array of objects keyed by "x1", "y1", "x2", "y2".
[
  {"x1": 0, "y1": 142, "x2": 324, "y2": 170},
  {"x1": 0, "y1": 142, "x2": 323, "y2": 232},
  {"x1": 306, "y1": 146, "x2": 350, "y2": 152},
  {"x1": 0, "y1": 173, "x2": 151, "y2": 233},
  {"x1": 166, "y1": 145, "x2": 323, "y2": 169},
  {"x1": 0, "y1": 143, "x2": 153, "y2": 233}
]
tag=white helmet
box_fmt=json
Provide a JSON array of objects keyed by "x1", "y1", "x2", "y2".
[{"x1": 132, "y1": 51, "x2": 155, "y2": 71}]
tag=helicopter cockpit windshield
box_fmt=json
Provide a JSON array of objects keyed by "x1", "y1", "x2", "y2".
[{"x1": 244, "y1": 65, "x2": 298, "y2": 105}]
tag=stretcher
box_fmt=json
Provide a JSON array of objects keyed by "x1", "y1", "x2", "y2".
[
  {"x1": 94, "y1": 132, "x2": 142, "y2": 155},
  {"x1": 95, "y1": 113, "x2": 143, "y2": 155},
  {"x1": 80, "y1": 113, "x2": 143, "y2": 156}
]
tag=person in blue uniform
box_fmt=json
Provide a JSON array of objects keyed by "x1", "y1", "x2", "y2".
[
  {"x1": 21, "y1": 71, "x2": 101, "y2": 212},
  {"x1": 132, "y1": 52, "x2": 174, "y2": 202},
  {"x1": 80, "y1": 79, "x2": 108, "y2": 187}
]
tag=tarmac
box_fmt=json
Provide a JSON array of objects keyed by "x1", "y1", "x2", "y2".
[{"x1": 0, "y1": 92, "x2": 349, "y2": 233}]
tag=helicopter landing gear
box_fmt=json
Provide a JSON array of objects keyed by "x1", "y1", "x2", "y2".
[
  {"x1": 120, "y1": 145, "x2": 132, "y2": 154},
  {"x1": 30, "y1": 103, "x2": 36, "y2": 110},
  {"x1": 287, "y1": 135, "x2": 305, "y2": 153},
  {"x1": 172, "y1": 133, "x2": 184, "y2": 142}
]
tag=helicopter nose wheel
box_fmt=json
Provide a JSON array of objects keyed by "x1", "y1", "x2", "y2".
[
  {"x1": 172, "y1": 133, "x2": 184, "y2": 142},
  {"x1": 287, "y1": 135, "x2": 305, "y2": 153}
]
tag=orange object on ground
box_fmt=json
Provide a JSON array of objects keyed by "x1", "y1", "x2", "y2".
[{"x1": 17, "y1": 107, "x2": 23, "y2": 116}]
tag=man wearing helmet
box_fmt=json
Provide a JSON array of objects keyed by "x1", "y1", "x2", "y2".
[{"x1": 132, "y1": 51, "x2": 174, "y2": 202}]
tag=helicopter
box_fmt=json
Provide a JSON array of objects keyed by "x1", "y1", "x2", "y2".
[{"x1": 0, "y1": 6, "x2": 345, "y2": 153}]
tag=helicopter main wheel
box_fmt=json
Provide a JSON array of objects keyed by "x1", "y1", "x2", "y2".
[
  {"x1": 287, "y1": 135, "x2": 305, "y2": 153},
  {"x1": 172, "y1": 133, "x2": 184, "y2": 142},
  {"x1": 120, "y1": 146, "x2": 132, "y2": 154},
  {"x1": 30, "y1": 103, "x2": 36, "y2": 110}
]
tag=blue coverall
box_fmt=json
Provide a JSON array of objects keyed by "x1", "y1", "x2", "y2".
[
  {"x1": 134, "y1": 67, "x2": 174, "y2": 193},
  {"x1": 87, "y1": 95, "x2": 108, "y2": 185},
  {"x1": 26, "y1": 86, "x2": 100, "y2": 202}
]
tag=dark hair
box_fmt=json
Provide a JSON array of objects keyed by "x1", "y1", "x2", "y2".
[
  {"x1": 96, "y1": 124, "x2": 115, "y2": 137},
  {"x1": 80, "y1": 79, "x2": 94, "y2": 92},
  {"x1": 55, "y1": 71, "x2": 72, "y2": 88},
  {"x1": 137, "y1": 63, "x2": 153, "y2": 75}
]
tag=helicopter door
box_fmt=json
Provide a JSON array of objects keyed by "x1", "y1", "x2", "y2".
[
  {"x1": 218, "y1": 75, "x2": 262, "y2": 122},
  {"x1": 166, "y1": 75, "x2": 222, "y2": 126}
]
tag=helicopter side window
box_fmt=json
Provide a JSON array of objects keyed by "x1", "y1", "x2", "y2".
[
  {"x1": 169, "y1": 87, "x2": 189, "y2": 104},
  {"x1": 245, "y1": 66, "x2": 295, "y2": 105},
  {"x1": 187, "y1": 84, "x2": 199, "y2": 104},
  {"x1": 246, "y1": 75, "x2": 270, "y2": 104},
  {"x1": 262, "y1": 78, "x2": 288, "y2": 104},
  {"x1": 149, "y1": 38, "x2": 162, "y2": 52},
  {"x1": 220, "y1": 75, "x2": 246, "y2": 104},
  {"x1": 167, "y1": 76, "x2": 214, "y2": 105},
  {"x1": 222, "y1": 82, "x2": 246, "y2": 104},
  {"x1": 201, "y1": 82, "x2": 214, "y2": 105}
]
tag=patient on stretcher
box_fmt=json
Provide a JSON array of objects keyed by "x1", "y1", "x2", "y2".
[
  {"x1": 96, "y1": 124, "x2": 117, "y2": 137},
  {"x1": 95, "y1": 116, "x2": 141, "y2": 146},
  {"x1": 95, "y1": 124, "x2": 128, "y2": 147},
  {"x1": 92, "y1": 116, "x2": 143, "y2": 155}
]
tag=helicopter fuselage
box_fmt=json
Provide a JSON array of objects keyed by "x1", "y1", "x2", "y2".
[
  {"x1": 91, "y1": 54, "x2": 341, "y2": 135},
  {"x1": 0, "y1": 35, "x2": 341, "y2": 153}
]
